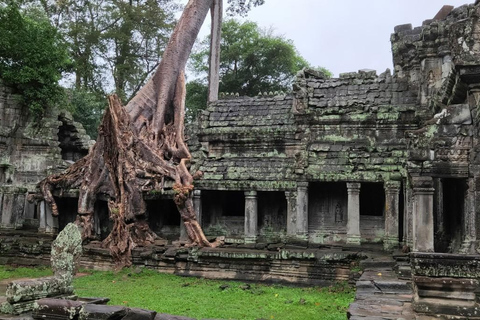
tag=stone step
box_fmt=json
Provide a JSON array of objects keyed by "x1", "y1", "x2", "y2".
[
  {"x1": 397, "y1": 265, "x2": 412, "y2": 280},
  {"x1": 348, "y1": 300, "x2": 415, "y2": 319},
  {"x1": 355, "y1": 280, "x2": 412, "y2": 296},
  {"x1": 374, "y1": 280, "x2": 412, "y2": 294},
  {"x1": 360, "y1": 259, "x2": 396, "y2": 270}
]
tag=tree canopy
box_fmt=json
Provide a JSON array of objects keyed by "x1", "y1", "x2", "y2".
[
  {"x1": 23, "y1": 0, "x2": 178, "y2": 102},
  {"x1": 226, "y1": 0, "x2": 265, "y2": 16},
  {"x1": 187, "y1": 19, "x2": 321, "y2": 120},
  {"x1": 0, "y1": 2, "x2": 71, "y2": 118}
]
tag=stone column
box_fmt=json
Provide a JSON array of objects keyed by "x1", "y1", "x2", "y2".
[
  {"x1": 296, "y1": 182, "x2": 308, "y2": 240},
  {"x1": 44, "y1": 201, "x2": 58, "y2": 234},
  {"x1": 193, "y1": 190, "x2": 202, "y2": 226},
  {"x1": 461, "y1": 178, "x2": 476, "y2": 253},
  {"x1": 404, "y1": 184, "x2": 414, "y2": 248},
  {"x1": 346, "y1": 182, "x2": 361, "y2": 245},
  {"x1": 384, "y1": 181, "x2": 401, "y2": 250},
  {"x1": 244, "y1": 191, "x2": 258, "y2": 243},
  {"x1": 433, "y1": 178, "x2": 444, "y2": 240},
  {"x1": 38, "y1": 201, "x2": 46, "y2": 233},
  {"x1": 285, "y1": 191, "x2": 297, "y2": 236},
  {"x1": 0, "y1": 192, "x2": 14, "y2": 229},
  {"x1": 412, "y1": 176, "x2": 434, "y2": 252}
]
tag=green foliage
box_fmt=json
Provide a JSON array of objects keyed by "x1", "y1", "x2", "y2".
[
  {"x1": 313, "y1": 66, "x2": 333, "y2": 78},
  {"x1": 226, "y1": 0, "x2": 265, "y2": 16},
  {"x1": 73, "y1": 268, "x2": 354, "y2": 320},
  {"x1": 190, "y1": 19, "x2": 314, "y2": 97},
  {"x1": 0, "y1": 2, "x2": 71, "y2": 118},
  {"x1": 65, "y1": 88, "x2": 107, "y2": 139},
  {"x1": 26, "y1": 0, "x2": 178, "y2": 102},
  {"x1": 185, "y1": 80, "x2": 208, "y2": 122},
  {"x1": 0, "y1": 265, "x2": 52, "y2": 281}
]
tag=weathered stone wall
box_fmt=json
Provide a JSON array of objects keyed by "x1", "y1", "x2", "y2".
[{"x1": 0, "y1": 79, "x2": 93, "y2": 231}]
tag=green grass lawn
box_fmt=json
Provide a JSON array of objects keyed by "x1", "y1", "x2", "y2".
[
  {"x1": 0, "y1": 265, "x2": 354, "y2": 320},
  {"x1": 0, "y1": 265, "x2": 52, "y2": 281}
]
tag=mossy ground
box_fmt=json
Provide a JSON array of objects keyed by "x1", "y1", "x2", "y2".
[{"x1": 0, "y1": 265, "x2": 354, "y2": 320}]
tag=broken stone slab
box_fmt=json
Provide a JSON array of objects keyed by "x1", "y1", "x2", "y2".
[
  {"x1": 32, "y1": 298, "x2": 84, "y2": 320},
  {"x1": 5, "y1": 277, "x2": 73, "y2": 304},
  {"x1": 78, "y1": 304, "x2": 128, "y2": 320},
  {"x1": 76, "y1": 304, "x2": 161, "y2": 320},
  {"x1": 433, "y1": 5, "x2": 454, "y2": 20}
]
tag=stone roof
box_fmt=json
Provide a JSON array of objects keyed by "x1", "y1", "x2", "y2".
[{"x1": 198, "y1": 95, "x2": 295, "y2": 136}]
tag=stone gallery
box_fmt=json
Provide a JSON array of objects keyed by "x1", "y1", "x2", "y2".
[{"x1": 1, "y1": 1, "x2": 480, "y2": 318}]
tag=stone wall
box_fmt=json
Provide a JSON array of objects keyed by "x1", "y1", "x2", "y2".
[{"x1": 0, "y1": 79, "x2": 93, "y2": 231}]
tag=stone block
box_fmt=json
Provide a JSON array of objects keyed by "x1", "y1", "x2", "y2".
[
  {"x1": 394, "y1": 23, "x2": 412, "y2": 33},
  {"x1": 79, "y1": 304, "x2": 127, "y2": 320},
  {"x1": 6, "y1": 276, "x2": 73, "y2": 304}
]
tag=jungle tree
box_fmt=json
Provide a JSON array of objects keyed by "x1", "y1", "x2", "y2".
[{"x1": 38, "y1": 0, "x2": 264, "y2": 267}]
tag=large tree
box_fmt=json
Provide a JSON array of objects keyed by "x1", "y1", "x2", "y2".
[
  {"x1": 38, "y1": 0, "x2": 221, "y2": 267},
  {"x1": 38, "y1": 0, "x2": 270, "y2": 267}
]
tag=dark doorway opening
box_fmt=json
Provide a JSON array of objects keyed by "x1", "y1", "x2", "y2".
[
  {"x1": 360, "y1": 183, "x2": 385, "y2": 216},
  {"x1": 440, "y1": 178, "x2": 467, "y2": 253},
  {"x1": 94, "y1": 200, "x2": 111, "y2": 240},
  {"x1": 258, "y1": 191, "x2": 287, "y2": 235},
  {"x1": 308, "y1": 182, "x2": 347, "y2": 232},
  {"x1": 55, "y1": 197, "x2": 78, "y2": 232},
  {"x1": 146, "y1": 199, "x2": 180, "y2": 240},
  {"x1": 202, "y1": 190, "x2": 245, "y2": 236}
]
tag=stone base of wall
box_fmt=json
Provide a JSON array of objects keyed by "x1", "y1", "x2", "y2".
[
  {"x1": 411, "y1": 252, "x2": 480, "y2": 319},
  {"x1": 1, "y1": 231, "x2": 365, "y2": 286}
]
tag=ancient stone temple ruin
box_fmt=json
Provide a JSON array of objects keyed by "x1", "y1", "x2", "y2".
[
  {"x1": 1, "y1": 1, "x2": 480, "y2": 318},
  {"x1": 0, "y1": 80, "x2": 93, "y2": 233},
  {"x1": 189, "y1": 1, "x2": 480, "y2": 256}
]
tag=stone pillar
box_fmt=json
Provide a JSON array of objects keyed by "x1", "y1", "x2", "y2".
[
  {"x1": 0, "y1": 192, "x2": 14, "y2": 229},
  {"x1": 244, "y1": 191, "x2": 258, "y2": 243},
  {"x1": 404, "y1": 184, "x2": 414, "y2": 248},
  {"x1": 296, "y1": 182, "x2": 308, "y2": 240},
  {"x1": 0, "y1": 190, "x2": 25, "y2": 229},
  {"x1": 433, "y1": 178, "x2": 444, "y2": 240},
  {"x1": 44, "y1": 201, "x2": 58, "y2": 234},
  {"x1": 384, "y1": 181, "x2": 401, "y2": 250},
  {"x1": 412, "y1": 176, "x2": 434, "y2": 252},
  {"x1": 347, "y1": 182, "x2": 361, "y2": 245},
  {"x1": 38, "y1": 201, "x2": 46, "y2": 233},
  {"x1": 461, "y1": 178, "x2": 476, "y2": 253},
  {"x1": 193, "y1": 190, "x2": 202, "y2": 226},
  {"x1": 285, "y1": 191, "x2": 297, "y2": 236}
]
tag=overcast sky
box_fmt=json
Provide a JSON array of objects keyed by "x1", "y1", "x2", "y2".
[{"x1": 179, "y1": 0, "x2": 473, "y2": 77}]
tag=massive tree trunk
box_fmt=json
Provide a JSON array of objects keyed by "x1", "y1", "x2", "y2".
[
  {"x1": 208, "y1": 0, "x2": 223, "y2": 102},
  {"x1": 38, "y1": 0, "x2": 222, "y2": 268}
]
